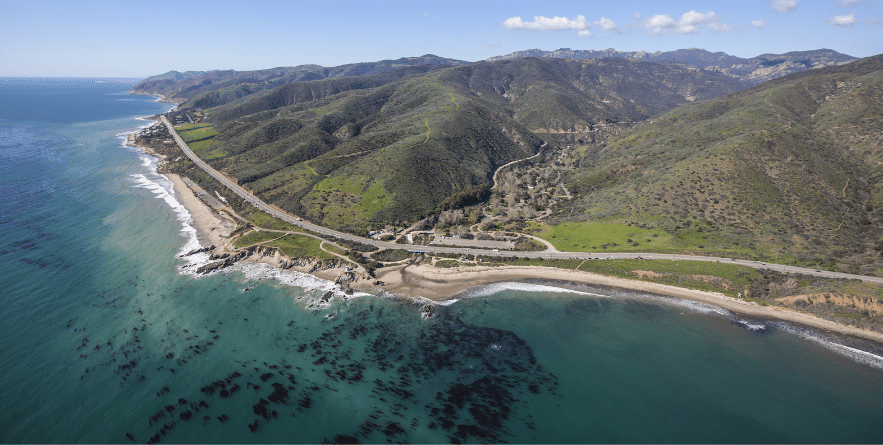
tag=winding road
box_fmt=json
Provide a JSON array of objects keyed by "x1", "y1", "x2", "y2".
[
  {"x1": 161, "y1": 116, "x2": 883, "y2": 285},
  {"x1": 491, "y1": 142, "x2": 545, "y2": 190}
]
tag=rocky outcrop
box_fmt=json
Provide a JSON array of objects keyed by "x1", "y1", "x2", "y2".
[
  {"x1": 420, "y1": 304, "x2": 436, "y2": 319},
  {"x1": 334, "y1": 270, "x2": 371, "y2": 295},
  {"x1": 183, "y1": 245, "x2": 215, "y2": 256},
  {"x1": 281, "y1": 257, "x2": 346, "y2": 273},
  {"x1": 195, "y1": 245, "x2": 350, "y2": 275},
  {"x1": 197, "y1": 250, "x2": 249, "y2": 274},
  {"x1": 335, "y1": 271, "x2": 359, "y2": 286}
]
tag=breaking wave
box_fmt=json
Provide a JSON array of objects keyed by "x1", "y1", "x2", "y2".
[
  {"x1": 769, "y1": 322, "x2": 883, "y2": 370},
  {"x1": 459, "y1": 281, "x2": 608, "y2": 298}
]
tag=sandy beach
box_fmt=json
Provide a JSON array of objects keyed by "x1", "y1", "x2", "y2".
[
  {"x1": 363, "y1": 264, "x2": 883, "y2": 343},
  {"x1": 167, "y1": 174, "x2": 238, "y2": 249},
  {"x1": 132, "y1": 143, "x2": 353, "y2": 281},
  {"x1": 127, "y1": 134, "x2": 883, "y2": 345},
  {"x1": 128, "y1": 135, "x2": 236, "y2": 250}
]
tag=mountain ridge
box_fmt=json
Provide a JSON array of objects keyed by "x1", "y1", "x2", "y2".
[
  {"x1": 131, "y1": 48, "x2": 852, "y2": 105},
  {"x1": 487, "y1": 47, "x2": 856, "y2": 85},
  {"x1": 130, "y1": 55, "x2": 469, "y2": 108}
]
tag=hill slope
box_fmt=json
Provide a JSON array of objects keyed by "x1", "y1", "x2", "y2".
[
  {"x1": 177, "y1": 57, "x2": 746, "y2": 231},
  {"x1": 198, "y1": 70, "x2": 542, "y2": 230},
  {"x1": 438, "y1": 57, "x2": 746, "y2": 141},
  {"x1": 556, "y1": 54, "x2": 883, "y2": 270}
]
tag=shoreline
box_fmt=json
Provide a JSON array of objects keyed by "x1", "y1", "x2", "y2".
[
  {"x1": 130, "y1": 90, "x2": 174, "y2": 104},
  {"x1": 360, "y1": 264, "x2": 883, "y2": 344},
  {"x1": 126, "y1": 133, "x2": 235, "y2": 250},
  {"x1": 126, "y1": 135, "x2": 353, "y2": 282},
  {"x1": 125, "y1": 133, "x2": 883, "y2": 347},
  {"x1": 167, "y1": 173, "x2": 237, "y2": 250}
]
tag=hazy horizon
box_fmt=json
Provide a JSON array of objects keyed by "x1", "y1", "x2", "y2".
[{"x1": 2, "y1": 0, "x2": 881, "y2": 77}]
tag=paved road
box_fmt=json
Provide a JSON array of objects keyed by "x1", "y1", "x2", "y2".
[
  {"x1": 431, "y1": 236, "x2": 513, "y2": 250},
  {"x1": 161, "y1": 116, "x2": 883, "y2": 285}
]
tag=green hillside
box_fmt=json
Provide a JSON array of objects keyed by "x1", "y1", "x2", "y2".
[
  {"x1": 552, "y1": 54, "x2": 883, "y2": 271},
  {"x1": 437, "y1": 57, "x2": 747, "y2": 143},
  {"x1": 175, "y1": 57, "x2": 745, "y2": 232},
  {"x1": 204, "y1": 74, "x2": 540, "y2": 231}
]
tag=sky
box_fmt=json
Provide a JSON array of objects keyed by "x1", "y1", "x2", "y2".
[{"x1": 1, "y1": 0, "x2": 881, "y2": 78}]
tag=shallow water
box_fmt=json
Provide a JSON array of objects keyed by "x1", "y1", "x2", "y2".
[{"x1": 1, "y1": 78, "x2": 882, "y2": 443}]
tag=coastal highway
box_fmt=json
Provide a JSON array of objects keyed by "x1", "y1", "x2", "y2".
[{"x1": 161, "y1": 116, "x2": 883, "y2": 285}]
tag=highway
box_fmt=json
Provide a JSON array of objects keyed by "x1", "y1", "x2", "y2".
[{"x1": 161, "y1": 115, "x2": 883, "y2": 285}]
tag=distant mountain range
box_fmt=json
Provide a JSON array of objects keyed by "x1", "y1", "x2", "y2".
[
  {"x1": 132, "y1": 48, "x2": 856, "y2": 109},
  {"x1": 130, "y1": 55, "x2": 469, "y2": 107},
  {"x1": 487, "y1": 48, "x2": 856, "y2": 85}
]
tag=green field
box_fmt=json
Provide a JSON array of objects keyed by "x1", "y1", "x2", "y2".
[
  {"x1": 243, "y1": 210, "x2": 303, "y2": 232},
  {"x1": 321, "y1": 242, "x2": 347, "y2": 256},
  {"x1": 529, "y1": 221, "x2": 673, "y2": 252},
  {"x1": 176, "y1": 123, "x2": 222, "y2": 157},
  {"x1": 176, "y1": 123, "x2": 218, "y2": 141},
  {"x1": 233, "y1": 230, "x2": 283, "y2": 249},
  {"x1": 267, "y1": 235, "x2": 335, "y2": 260},
  {"x1": 232, "y1": 230, "x2": 334, "y2": 260}
]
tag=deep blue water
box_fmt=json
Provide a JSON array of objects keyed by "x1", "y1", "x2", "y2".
[{"x1": 1, "y1": 78, "x2": 882, "y2": 443}]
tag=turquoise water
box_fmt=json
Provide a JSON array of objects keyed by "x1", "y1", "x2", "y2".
[{"x1": 1, "y1": 78, "x2": 882, "y2": 443}]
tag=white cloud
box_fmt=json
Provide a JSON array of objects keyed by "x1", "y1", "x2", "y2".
[
  {"x1": 577, "y1": 29, "x2": 593, "y2": 37},
  {"x1": 751, "y1": 19, "x2": 766, "y2": 27},
  {"x1": 633, "y1": 12, "x2": 642, "y2": 19},
  {"x1": 594, "y1": 17, "x2": 619, "y2": 32},
  {"x1": 828, "y1": 14, "x2": 856, "y2": 26},
  {"x1": 487, "y1": 43, "x2": 501, "y2": 48},
  {"x1": 709, "y1": 22, "x2": 735, "y2": 33},
  {"x1": 643, "y1": 14, "x2": 676, "y2": 34},
  {"x1": 503, "y1": 15, "x2": 589, "y2": 31},
  {"x1": 642, "y1": 10, "x2": 724, "y2": 35},
  {"x1": 769, "y1": 0, "x2": 798, "y2": 13},
  {"x1": 837, "y1": 0, "x2": 858, "y2": 5}
]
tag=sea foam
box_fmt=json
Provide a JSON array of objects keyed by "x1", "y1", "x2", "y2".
[
  {"x1": 460, "y1": 281, "x2": 608, "y2": 298},
  {"x1": 629, "y1": 292, "x2": 768, "y2": 331},
  {"x1": 769, "y1": 322, "x2": 883, "y2": 370}
]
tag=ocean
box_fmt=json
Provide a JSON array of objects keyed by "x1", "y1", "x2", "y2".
[{"x1": 1, "y1": 78, "x2": 882, "y2": 443}]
